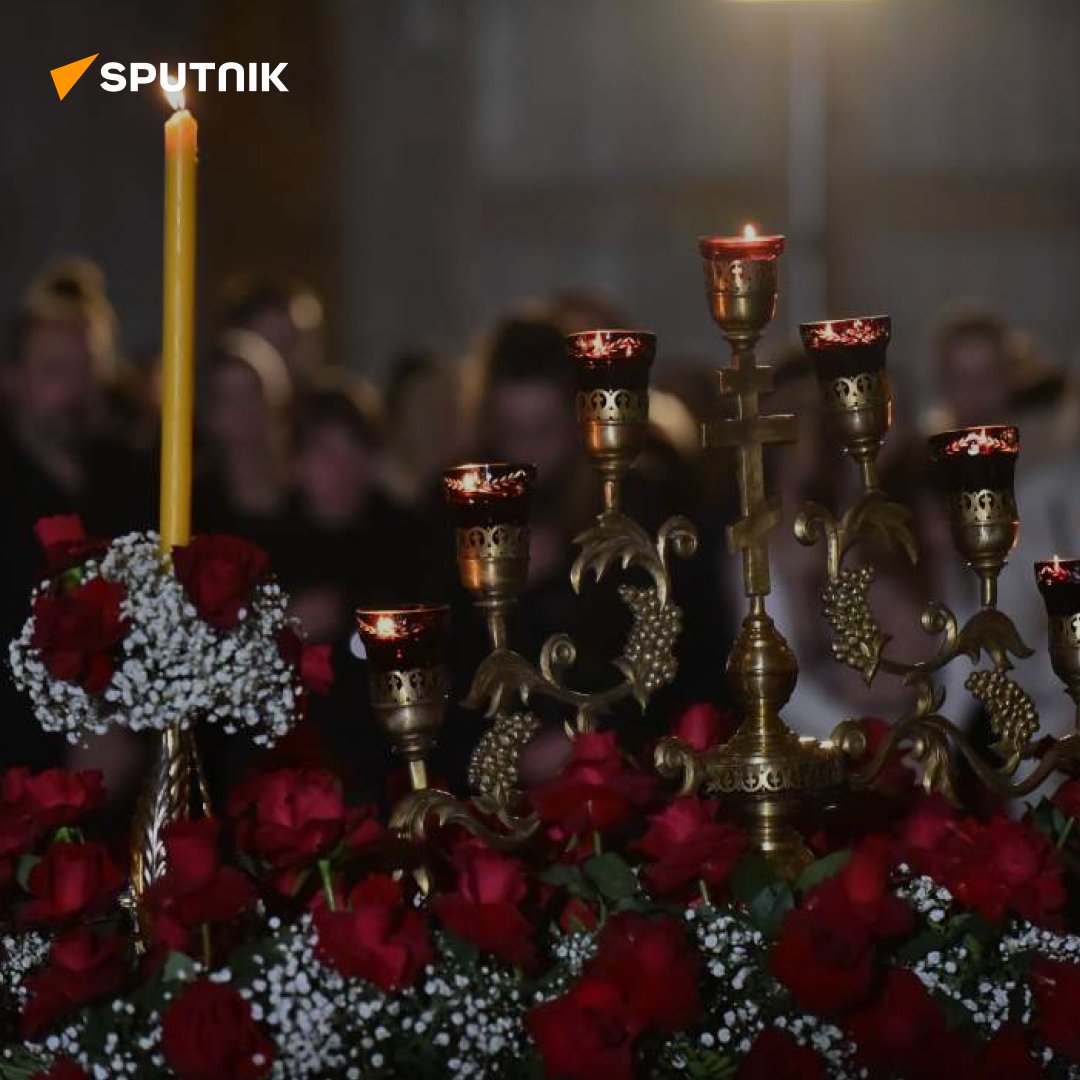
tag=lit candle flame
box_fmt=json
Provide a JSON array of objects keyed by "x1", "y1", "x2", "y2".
[
  {"x1": 165, "y1": 86, "x2": 185, "y2": 112},
  {"x1": 1054, "y1": 554, "x2": 1063, "y2": 572},
  {"x1": 742, "y1": 223, "x2": 757, "y2": 240},
  {"x1": 461, "y1": 471, "x2": 479, "y2": 493},
  {"x1": 374, "y1": 615, "x2": 398, "y2": 638}
]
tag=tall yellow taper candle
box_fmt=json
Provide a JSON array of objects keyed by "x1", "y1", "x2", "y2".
[{"x1": 160, "y1": 90, "x2": 197, "y2": 551}]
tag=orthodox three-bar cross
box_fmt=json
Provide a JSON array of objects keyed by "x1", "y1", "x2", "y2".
[{"x1": 704, "y1": 347, "x2": 798, "y2": 599}]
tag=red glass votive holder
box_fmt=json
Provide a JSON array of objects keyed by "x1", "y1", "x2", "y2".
[
  {"x1": 1036, "y1": 558, "x2": 1080, "y2": 701},
  {"x1": 443, "y1": 463, "x2": 536, "y2": 528},
  {"x1": 566, "y1": 329, "x2": 656, "y2": 394},
  {"x1": 928, "y1": 426, "x2": 1020, "y2": 494},
  {"x1": 1036, "y1": 559, "x2": 1080, "y2": 618},
  {"x1": 355, "y1": 604, "x2": 450, "y2": 672},
  {"x1": 800, "y1": 316, "x2": 892, "y2": 380}
]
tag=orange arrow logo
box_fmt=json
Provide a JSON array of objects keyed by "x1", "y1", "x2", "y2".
[{"x1": 50, "y1": 53, "x2": 99, "y2": 101}]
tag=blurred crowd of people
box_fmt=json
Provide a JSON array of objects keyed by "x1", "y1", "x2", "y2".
[{"x1": 3, "y1": 255, "x2": 1079, "y2": 812}]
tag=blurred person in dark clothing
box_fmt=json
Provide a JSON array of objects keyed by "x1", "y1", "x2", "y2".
[
  {"x1": 216, "y1": 273, "x2": 327, "y2": 393},
  {"x1": 381, "y1": 349, "x2": 464, "y2": 509},
  {"x1": 194, "y1": 333, "x2": 293, "y2": 550},
  {"x1": 279, "y1": 384, "x2": 425, "y2": 642},
  {"x1": 0, "y1": 268, "x2": 152, "y2": 774}
]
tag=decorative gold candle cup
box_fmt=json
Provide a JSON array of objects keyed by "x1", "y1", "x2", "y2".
[
  {"x1": 567, "y1": 329, "x2": 656, "y2": 514},
  {"x1": 800, "y1": 316, "x2": 893, "y2": 490},
  {"x1": 443, "y1": 464, "x2": 535, "y2": 649},
  {"x1": 698, "y1": 228, "x2": 785, "y2": 343},
  {"x1": 929, "y1": 426, "x2": 1020, "y2": 609},
  {"x1": 355, "y1": 604, "x2": 450, "y2": 791}
]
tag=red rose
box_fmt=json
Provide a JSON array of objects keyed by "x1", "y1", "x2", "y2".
[
  {"x1": 0, "y1": 803, "x2": 43, "y2": 862},
  {"x1": 32, "y1": 1060, "x2": 91, "y2": 1080},
  {"x1": 162, "y1": 978, "x2": 274, "y2": 1080},
  {"x1": 807, "y1": 835, "x2": 912, "y2": 939},
  {"x1": 2, "y1": 767, "x2": 105, "y2": 829},
  {"x1": 845, "y1": 968, "x2": 945, "y2": 1074},
  {"x1": 981, "y1": 1023, "x2": 1041, "y2": 1080},
  {"x1": 531, "y1": 731, "x2": 656, "y2": 839},
  {"x1": 172, "y1": 534, "x2": 270, "y2": 632},
  {"x1": 1032, "y1": 958, "x2": 1080, "y2": 1061},
  {"x1": 31, "y1": 577, "x2": 127, "y2": 693},
  {"x1": 433, "y1": 842, "x2": 537, "y2": 970},
  {"x1": 314, "y1": 874, "x2": 432, "y2": 990},
  {"x1": 1052, "y1": 778, "x2": 1080, "y2": 820},
  {"x1": 558, "y1": 896, "x2": 600, "y2": 933},
  {"x1": 670, "y1": 702, "x2": 735, "y2": 752},
  {"x1": 738, "y1": 1028, "x2": 827, "y2": 1080},
  {"x1": 528, "y1": 977, "x2": 638, "y2": 1080},
  {"x1": 587, "y1": 912, "x2": 701, "y2": 1032},
  {"x1": 34, "y1": 515, "x2": 108, "y2": 575},
  {"x1": 770, "y1": 906, "x2": 875, "y2": 1014},
  {"x1": 638, "y1": 796, "x2": 746, "y2": 900},
  {"x1": 22, "y1": 925, "x2": 129, "y2": 1037},
  {"x1": 899, "y1": 800, "x2": 1064, "y2": 925},
  {"x1": 228, "y1": 768, "x2": 347, "y2": 870},
  {"x1": 276, "y1": 628, "x2": 334, "y2": 695},
  {"x1": 144, "y1": 819, "x2": 256, "y2": 953},
  {"x1": 19, "y1": 841, "x2": 123, "y2": 926}
]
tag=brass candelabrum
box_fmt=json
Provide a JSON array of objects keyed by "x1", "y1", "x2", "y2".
[
  {"x1": 360, "y1": 330, "x2": 697, "y2": 877},
  {"x1": 364, "y1": 231, "x2": 1080, "y2": 882}
]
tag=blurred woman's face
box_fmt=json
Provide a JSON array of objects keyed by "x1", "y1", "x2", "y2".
[
  {"x1": 939, "y1": 334, "x2": 1010, "y2": 427},
  {"x1": 488, "y1": 380, "x2": 577, "y2": 482},
  {"x1": 296, "y1": 423, "x2": 378, "y2": 525},
  {"x1": 203, "y1": 361, "x2": 272, "y2": 451}
]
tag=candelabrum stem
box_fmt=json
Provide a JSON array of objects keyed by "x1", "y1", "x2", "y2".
[
  {"x1": 858, "y1": 457, "x2": 878, "y2": 492},
  {"x1": 602, "y1": 472, "x2": 622, "y2": 515},
  {"x1": 980, "y1": 573, "x2": 999, "y2": 610},
  {"x1": 408, "y1": 759, "x2": 429, "y2": 791},
  {"x1": 482, "y1": 601, "x2": 511, "y2": 651}
]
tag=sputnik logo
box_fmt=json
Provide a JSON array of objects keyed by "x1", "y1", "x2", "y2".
[
  {"x1": 50, "y1": 55, "x2": 289, "y2": 99},
  {"x1": 50, "y1": 53, "x2": 99, "y2": 101}
]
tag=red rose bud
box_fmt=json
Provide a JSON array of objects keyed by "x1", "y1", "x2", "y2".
[
  {"x1": 528, "y1": 978, "x2": 638, "y2": 1080},
  {"x1": 33, "y1": 514, "x2": 108, "y2": 575},
  {"x1": 30, "y1": 577, "x2": 127, "y2": 694},
  {"x1": 638, "y1": 796, "x2": 746, "y2": 900},
  {"x1": 228, "y1": 767, "x2": 347, "y2": 871},
  {"x1": 433, "y1": 843, "x2": 537, "y2": 970},
  {"x1": 172, "y1": 534, "x2": 270, "y2": 632},
  {"x1": 1, "y1": 767, "x2": 105, "y2": 829},
  {"x1": 21, "y1": 925, "x2": 129, "y2": 1037},
  {"x1": 586, "y1": 912, "x2": 702, "y2": 1033},
  {"x1": 738, "y1": 1028, "x2": 827, "y2": 1080},
  {"x1": 314, "y1": 874, "x2": 432, "y2": 990},
  {"x1": 19, "y1": 841, "x2": 124, "y2": 926},
  {"x1": 670, "y1": 702, "x2": 735, "y2": 751},
  {"x1": 162, "y1": 979, "x2": 275, "y2": 1080}
]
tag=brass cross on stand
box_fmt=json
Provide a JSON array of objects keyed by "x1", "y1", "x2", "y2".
[{"x1": 704, "y1": 350, "x2": 798, "y2": 599}]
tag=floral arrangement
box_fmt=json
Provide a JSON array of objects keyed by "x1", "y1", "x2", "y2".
[
  {"x1": 8, "y1": 516, "x2": 331, "y2": 745},
  {"x1": 5, "y1": 705, "x2": 1080, "y2": 1080}
]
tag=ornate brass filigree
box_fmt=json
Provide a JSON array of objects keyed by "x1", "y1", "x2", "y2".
[{"x1": 466, "y1": 510, "x2": 697, "y2": 731}]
